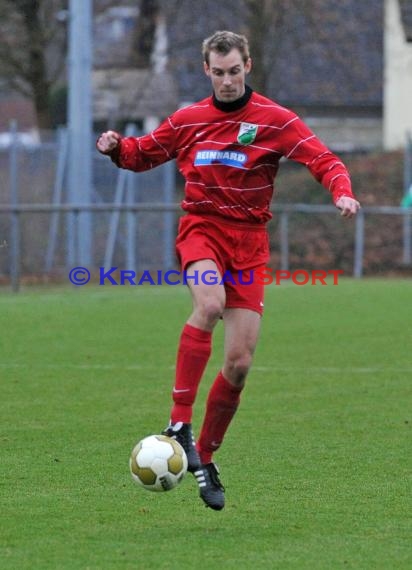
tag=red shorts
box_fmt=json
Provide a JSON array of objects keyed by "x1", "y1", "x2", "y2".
[{"x1": 175, "y1": 214, "x2": 270, "y2": 315}]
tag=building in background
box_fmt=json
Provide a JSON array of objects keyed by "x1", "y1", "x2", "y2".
[
  {"x1": 384, "y1": 0, "x2": 412, "y2": 149},
  {"x1": 92, "y1": 2, "x2": 178, "y2": 132},
  {"x1": 92, "y1": 0, "x2": 385, "y2": 149},
  {"x1": 1, "y1": 0, "x2": 411, "y2": 151}
]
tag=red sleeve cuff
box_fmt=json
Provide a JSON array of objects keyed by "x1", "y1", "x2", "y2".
[
  {"x1": 109, "y1": 143, "x2": 122, "y2": 165},
  {"x1": 331, "y1": 188, "x2": 356, "y2": 205}
]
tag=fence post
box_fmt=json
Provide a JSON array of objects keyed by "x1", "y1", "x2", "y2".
[
  {"x1": 402, "y1": 212, "x2": 411, "y2": 264},
  {"x1": 9, "y1": 120, "x2": 20, "y2": 292},
  {"x1": 163, "y1": 162, "x2": 175, "y2": 269},
  {"x1": 280, "y1": 211, "x2": 289, "y2": 271},
  {"x1": 353, "y1": 209, "x2": 365, "y2": 278},
  {"x1": 45, "y1": 127, "x2": 69, "y2": 273},
  {"x1": 104, "y1": 170, "x2": 128, "y2": 269},
  {"x1": 126, "y1": 171, "x2": 137, "y2": 273}
]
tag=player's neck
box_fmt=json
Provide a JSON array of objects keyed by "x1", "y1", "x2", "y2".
[{"x1": 212, "y1": 85, "x2": 253, "y2": 112}]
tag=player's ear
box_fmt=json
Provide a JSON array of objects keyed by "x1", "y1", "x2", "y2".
[
  {"x1": 203, "y1": 61, "x2": 211, "y2": 77},
  {"x1": 245, "y1": 57, "x2": 252, "y2": 75}
]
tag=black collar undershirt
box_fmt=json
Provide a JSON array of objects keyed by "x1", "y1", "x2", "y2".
[{"x1": 212, "y1": 85, "x2": 253, "y2": 112}]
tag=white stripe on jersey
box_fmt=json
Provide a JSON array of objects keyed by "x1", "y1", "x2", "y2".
[
  {"x1": 187, "y1": 180, "x2": 273, "y2": 193},
  {"x1": 326, "y1": 160, "x2": 346, "y2": 171},
  {"x1": 182, "y1": 199, "x2": 264, "y2": 214},
  {"x1": 182, "y1": 199, "x2": 213, "y2": 206},
  {"x1": 286, "y1": 135, "x2": 316, "y2": 159},
  {"x1": 176, "y1": 139, "x2": 282, "y2": 157},
  {"x1": 171, "y1": 116, "x2": 299, "y2": 133},
  {"x1": 328, "y1": 173, "x2": 351, "y2": 190},
  {"x1": 151, "y1": 132, "x2": 172, "y2": 158},
  {"x1": 307, "y1": 150, "x2": 330, "y2": 167},
  {"x1": 251, "y1": 101, "x2": 291, "y2": 110},
  {"x1": 248, "y1": 162, "x2": 278, "y2": 171}
]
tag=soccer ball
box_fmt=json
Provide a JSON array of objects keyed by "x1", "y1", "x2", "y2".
[{"x1": 129, "y1": 434, "x2": 188, "y2": 492}]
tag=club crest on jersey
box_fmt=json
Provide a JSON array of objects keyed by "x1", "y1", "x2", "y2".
[{"x1": 237, "y1": 122, "x2": 258, "y2": 145}]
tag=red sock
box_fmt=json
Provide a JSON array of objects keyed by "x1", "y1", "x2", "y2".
[
  {"x1": 170, "y1": 323, "x2": 212, "y2": 424},
  {"x1": 197, "y1": 371, "x2": 243, "y2": 464}
]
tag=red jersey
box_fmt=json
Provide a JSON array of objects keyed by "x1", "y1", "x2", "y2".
[{"x1": 111, "y1": 87, "x2": 354, "y2": 224}]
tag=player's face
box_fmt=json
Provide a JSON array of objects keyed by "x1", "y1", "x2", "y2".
[{"x1": 204, "y1": 49, "x2": 252, "y2": 103}]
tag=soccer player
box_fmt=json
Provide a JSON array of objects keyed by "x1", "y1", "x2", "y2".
[{"x1": 97, "y1": 30, "x2": 360, "y2": 510}]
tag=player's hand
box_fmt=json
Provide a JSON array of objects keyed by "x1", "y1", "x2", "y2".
[
  {"x1": 96, "y1": 130, "x2": 121, "y2": 155},
  {"x1": 335, "y1": 196, "x2": 361, "y2": 218}
]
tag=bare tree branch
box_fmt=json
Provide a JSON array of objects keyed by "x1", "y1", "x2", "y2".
[{"x1": 0, "y1": 0, "x2": 67, "y2": 129}]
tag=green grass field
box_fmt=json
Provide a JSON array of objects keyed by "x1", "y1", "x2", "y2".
[{"x1": 1, "y1": 279, "x2": 411, "y2": 569}]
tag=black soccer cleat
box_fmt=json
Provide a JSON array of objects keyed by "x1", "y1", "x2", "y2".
[
  {"x1": 194, "y1": 462, "x2": 225, "y2": 511},
  {"x1": 162, "y1": 422, "x2": 201, "y2": 472}
]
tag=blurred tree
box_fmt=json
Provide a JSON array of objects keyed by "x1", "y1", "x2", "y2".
[
  {"x1": 0, "y1": 0, "x2": 67, "y2": 130},
  {"x1": 243, "y1": 0, "x2": 288, "y2": 93},
  {"x1": 131, "y1": 0, "x2": 159, "y2": 68},
  {"x1": 243, "y1": 0, "x2": 337, "y2": 95},
  {"x1": 49, "y1": 84, "x2": 68, "y2": 128},
  {"x1": 164, "y1": 0, "x2": 380, "y2": 109},
  {"x1": 163, "y1": 0, "x2": 302, "y2": 97}
]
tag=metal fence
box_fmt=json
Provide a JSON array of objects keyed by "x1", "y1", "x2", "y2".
[
  {"x1": 1, "y1": 127, "x2": 411, "y2": 291},
  {"x1": 0, "y1": 125, "x2": 176, "y2": 290},
  {"x1": 1, "y1": 201, "x2": 411, "y2": 291}
]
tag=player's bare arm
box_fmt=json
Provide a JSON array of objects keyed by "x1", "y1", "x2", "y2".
[
  {"x1": 96, "y1": 130, "x2": 121, "y2": 155},
  {"x1": 335, "y1": 196, "x2": 361, "y2": 218}
]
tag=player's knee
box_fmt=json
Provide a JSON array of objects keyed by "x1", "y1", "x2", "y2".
[
  {"x1": 196, "y1": 297, "x2": 224, "y2": 326},
  {"x1": 224, "y1": 351, "x2": 253, "y2": 386}
]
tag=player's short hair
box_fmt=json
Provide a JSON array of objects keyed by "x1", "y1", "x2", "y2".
[{"x1": 202, "y1": 31, "x2": 250, "y2": 65}]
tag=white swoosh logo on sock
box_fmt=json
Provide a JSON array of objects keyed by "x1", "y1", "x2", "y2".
[{"x1": 172, "y1": 387, "x2": 191, "y2": 393}]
